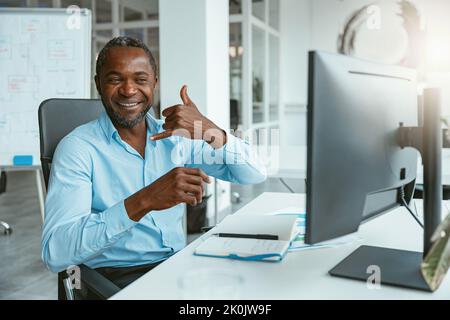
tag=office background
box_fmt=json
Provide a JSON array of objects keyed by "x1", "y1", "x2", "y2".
[{"x1": 1, "y1": 0, "x2": 450, "y2": 299}]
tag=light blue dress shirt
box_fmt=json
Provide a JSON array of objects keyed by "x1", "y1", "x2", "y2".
[{"x1": 41, "y1": 111, "x2": 267, "y2": 272}]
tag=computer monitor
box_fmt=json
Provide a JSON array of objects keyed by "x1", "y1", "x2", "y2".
[
  {"x1": 305, "y1": 51, "x2": 439, "y2": 291},
  {"x1": 306, "y1": 51, "x2": 418, "y2": 244}
]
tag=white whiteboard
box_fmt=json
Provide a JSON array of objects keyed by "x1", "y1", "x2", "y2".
[{"x1": 0, "y1": 8, "x2": 91, "y2": 167}]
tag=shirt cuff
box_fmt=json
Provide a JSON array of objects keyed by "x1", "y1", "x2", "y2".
[
  {"x1": 101, "y1": 200, "x2": 138, "y2": 240},
  {"x1": 214, "y1": 132, "x2": 247, "y2": 164}
]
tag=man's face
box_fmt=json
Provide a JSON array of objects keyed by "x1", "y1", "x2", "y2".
[{"x1": 95, "y1": 46, "x2": 157, "y2": 128}]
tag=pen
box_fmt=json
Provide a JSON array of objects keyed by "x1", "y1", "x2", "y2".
[{"x1": 213, "y1": 233, "x2": 279, "y2": 240}]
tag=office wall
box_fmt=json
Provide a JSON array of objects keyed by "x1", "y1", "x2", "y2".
[
  {"x1": 418, "y1": 0, "x2": 450, "y2": 117},
  {"x1": 159, "y1": 0, "x2": 231, "y2": 218},
  {"x1": 310, "y1": 0, "x2": 450, "y2": 116},
  {"x1": 310, "y1": 0, "x2": 373, "y2": 53},
  {"x1": 280, "y1": 0, "x2": 450, "y2": 152},
  {"x1": 279, "y1": 0, "x2": 311, "y2": 149},
  {"x1": 204, "y1": 0, "x2": 231, "y2": 218},
  {"x1": 280, "y1": 0, "x2": 311, "y2": 107}
]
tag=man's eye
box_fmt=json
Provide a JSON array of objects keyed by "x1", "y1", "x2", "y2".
[
  {"x1": 107, "y1": 78, "x2": 121, "y2": 84},
  {"x1": 136, "y1": 79, "x2": 148, "y2": 84}
]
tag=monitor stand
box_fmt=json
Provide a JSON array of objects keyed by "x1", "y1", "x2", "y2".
[
  {"x1": 329, "y1": 245, "x2": 431, "y2": 291},
  {"x1": 329, "y1": 88, "x2": 446, "y2": 292}
]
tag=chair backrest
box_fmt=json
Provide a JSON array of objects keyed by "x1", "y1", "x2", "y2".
[{"x1": 38, "y1": 98, "x2": 104, "y2": 190}]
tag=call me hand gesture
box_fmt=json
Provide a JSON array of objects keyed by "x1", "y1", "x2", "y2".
[{"x1": 150, "y1": 85, "x2": 227, "y2": 149}]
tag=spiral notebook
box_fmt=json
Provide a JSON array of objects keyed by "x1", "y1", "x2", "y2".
[{"x1": 193, "y1": 215, "x2": 299, "y2": 262}]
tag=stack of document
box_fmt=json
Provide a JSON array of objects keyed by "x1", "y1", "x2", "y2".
[
  {"x1": 193, "y1": 215, "x2": 299, "y2": 262},
  {"x1": 263, "y1": 206, "x2": 359, "y2": 251},
  {"x1": 193, "y1": 207, "x2": 359, "y2": 262}
]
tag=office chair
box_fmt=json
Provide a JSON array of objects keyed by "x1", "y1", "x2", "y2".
[
  {"x1": 38, "y1": 98, "x2": 121, "y2": 300},
  {"x1": 0, "y1": 170, "x2": 12, "y2": 235}
]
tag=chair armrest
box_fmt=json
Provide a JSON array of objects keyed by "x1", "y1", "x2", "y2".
[{"x1": 79, "y1": 264, "x2": 121, "y2": 299}]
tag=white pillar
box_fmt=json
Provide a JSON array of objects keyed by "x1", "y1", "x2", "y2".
[
  {"x1": 159, "y1": 0, "x2": 231, "y2": 222},
  {"x1": 280, "y1": 0, "x2": 311, "y2": 148},
  {"x1": 111, "y1": 0, "x2": 120, "y2": 37}
]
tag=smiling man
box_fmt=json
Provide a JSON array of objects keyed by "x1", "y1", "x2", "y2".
[{"x1": 41, "y1": 36, "x2": 266, "y2": 292}]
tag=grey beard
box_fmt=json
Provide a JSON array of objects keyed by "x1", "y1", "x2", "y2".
[{"x1": 105, "y1": 104, "x2": 151, "y2": 129}]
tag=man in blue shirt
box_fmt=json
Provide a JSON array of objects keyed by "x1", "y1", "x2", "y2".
[{"x1": 41, "y1": 36, "x2": 266, "y2": 290}]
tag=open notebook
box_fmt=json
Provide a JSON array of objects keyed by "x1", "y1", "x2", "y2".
[{"x1": 194, "y1": 215, "x2": 299, "y2": 262}]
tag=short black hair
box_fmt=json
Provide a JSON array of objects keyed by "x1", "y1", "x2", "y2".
[{"x1": 95, "y1": 36, "x2": 158, "y2": 77}]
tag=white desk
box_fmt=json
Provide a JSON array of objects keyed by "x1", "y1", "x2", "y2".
[{"x1": 111, "y1": 192, "x2": 450, "y2": 300}]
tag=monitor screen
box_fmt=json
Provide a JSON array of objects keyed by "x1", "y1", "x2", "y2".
[{"x1": 305, "y1": 51, "x2": 418, "y2": 244}]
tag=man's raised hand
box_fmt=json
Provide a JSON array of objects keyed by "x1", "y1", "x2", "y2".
[{"x1": 150, "y1": 85, "x2": 227, "y2": 148}]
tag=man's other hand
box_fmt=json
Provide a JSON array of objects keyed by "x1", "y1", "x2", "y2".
[{"x1": 125, "y1": 167, "x2": 211, "y2": 221}]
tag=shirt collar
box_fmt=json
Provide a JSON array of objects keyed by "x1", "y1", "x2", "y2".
[{"x1": 99, "y1": 111, "x2": 161, "y2": 144}]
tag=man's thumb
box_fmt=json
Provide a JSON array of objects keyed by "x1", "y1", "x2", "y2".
[{"x1": 180, "y1": 85, "x2": 192, "y2": 106}]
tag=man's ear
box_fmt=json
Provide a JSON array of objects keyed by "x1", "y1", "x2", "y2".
[
  {"x1": 94, "y1": 75, "x2": 102, "y2": 96},
  {"x1": 153, "y1": 76, "x2": 158, "y2": 90}
]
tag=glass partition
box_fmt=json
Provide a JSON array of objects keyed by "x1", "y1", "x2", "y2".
[
  {"x1": 252, "y1": 25, "x2": 265, "y2": 124},
  {"x1": 269, "y1": 34, "x2": 279, "y2": 121}
]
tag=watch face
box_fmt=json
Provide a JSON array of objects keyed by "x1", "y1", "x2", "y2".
[{"x1": 339, "y1": 0, "x2": 420, "y2": 66}]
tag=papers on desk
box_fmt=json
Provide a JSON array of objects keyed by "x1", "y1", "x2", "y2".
[
  {"x1": 194, "y1": 236, "x2": 290, "y2": 262},
  {"x1": 212, "y1": 214, "x2": 299, "y2": 241},
  {"x1": 193, "y1": 215, "x2": 298, "y2": 262},
  {"x1": 264, "y1": 206, "x2": 359, "y2": 252},
  {"x1": 193, "y1": 207, "x2": 359, "y2": 262},
  {"x1": 289, "y1": 233, "x2": 360, "y2": 251}
]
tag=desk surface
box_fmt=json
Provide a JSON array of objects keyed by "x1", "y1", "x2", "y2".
[{"x1": 111, "y1": 192, "x2": 450, "y2": 300}]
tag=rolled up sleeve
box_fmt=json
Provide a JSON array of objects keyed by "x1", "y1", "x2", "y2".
[{"x1": 185, "y1": 132, "x2": 267, "y2": 185}]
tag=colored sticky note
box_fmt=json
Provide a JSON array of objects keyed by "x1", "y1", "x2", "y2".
[{"x1": 13, "y1": 155, "x2": 33, "y2": 166}]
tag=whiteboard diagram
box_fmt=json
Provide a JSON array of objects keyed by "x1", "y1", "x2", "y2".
[{"x1": 0, "y1": 8, "x2": 91, "y2": 167}]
